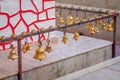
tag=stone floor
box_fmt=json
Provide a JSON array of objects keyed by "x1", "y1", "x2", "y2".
[{"x1": 55, "y1": 56, "x2": 120, "y2": 80}]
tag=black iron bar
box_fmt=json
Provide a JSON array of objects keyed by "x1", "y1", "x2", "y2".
[
  {"x1": 17, "y1": 40, "x2": 22, "y2": 80},
  {"x1": 0, "y1": 13, "x2": 119, "y2": 43},
  {"x1": 112, "y1": 16, "x2": 117, "y2": 58}
]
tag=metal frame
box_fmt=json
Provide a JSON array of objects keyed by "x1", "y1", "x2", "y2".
[{"x1": 0, "y1": 6, "x2": 119, "y2": 80}]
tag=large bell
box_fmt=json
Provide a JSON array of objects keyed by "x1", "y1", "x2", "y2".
[
  {"x1": 33, "y1": 43, "x2": 46, "y2": 60},
  {"x1": 8, "y1": 48, "x2": 18, "y2": 60},
  {"x1": 62, "y1": 34, "x2": 68, "y2": 44},
  {"x1": 73, "y1": 30, "x2": 80, "y2": 41}
]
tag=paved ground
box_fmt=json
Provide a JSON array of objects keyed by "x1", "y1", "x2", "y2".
[{"x1": 116, "y1": 44, "x2": 120, "y2": 56}]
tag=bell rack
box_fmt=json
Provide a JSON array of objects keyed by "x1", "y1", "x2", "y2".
[{"x1": 0, "y1": 5, "x2": 119, "y2": 80}]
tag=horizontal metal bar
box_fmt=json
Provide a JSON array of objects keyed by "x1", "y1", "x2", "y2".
[
  {"x1": 0, "y1": 13, "x2": 119, "y2": 43},
  {"x1": 56, "y1": 6, "x2": 107, "y2": 14}
]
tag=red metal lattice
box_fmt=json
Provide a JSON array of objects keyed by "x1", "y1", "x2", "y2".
[{"x1": 0, "y1": 0, "x2": 55, "y2": 50}]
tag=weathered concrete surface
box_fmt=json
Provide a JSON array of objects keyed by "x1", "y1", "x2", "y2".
[
  {"x1": 55, "y1": 56, "x2": 120, "y2": 80},
  {"x1": 56, "y1": 1, "x2": 120, "y2": 42}
]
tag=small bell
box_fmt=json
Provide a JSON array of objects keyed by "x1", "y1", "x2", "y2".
[
  {"x1": 11, "y1": 34, "x2": 16, "y2": 38},
  {"x1": 90, "y1": 27, "x2": 96, "y2": 35},
  {"x1": 31, "y1": 29, "x2": 36, "y2": 33},
  {"x1": 21, "y1": 31, "x2": 26, "y2": 36},
  {"x1": 74, "y1": 16, "x2": 79, "y2": 24},
  {"x1": 22, "y1": 44, "x2": 27, "y2": 53},
  {"x1": 97, "y1": 19, "x2": 103, "y2": 24},
  {"x1": 107, "y1": 24, "x2": 113, "y2": 32},
  {"x1": 59, "y1": 16, "x2": 64, "y2": 23},
  {"x1": 66, "y1": 14, "x2": 74, "y2": 24},
  {"x1": 0, "y1": 36, "x2": 6, "y2": 40},
  {"x1": 101, "y1": 23, "x2": 107, "y2": 30},
  {"x1": 26, "y1": 43, "x2": 32, "y2": 51},
  {"x1": 62, "y1": 33, "x2": 68, "y2": 44},
  {"x1": 55, "y1": 10, "x2": 59, "y2": 17},
  {"x1": 106, "y1": 10, "x2": 111, "y2": 15},
  {"x1": 88, "y1": 23, "x2": 93, "y2": 29},
  {"x1": 94, "y1": 28, "x2": 99, "y2": 33},
  {"x1": 33, "y1": 42, "x2": 46, "y2": 60},
  {"x1": 45, "y1": 44, "x2": 52, "y2": 53},
  {"x1": 8, "y1": 45, "x2": 18, "y2": 60},
  {"x1": 73, "y1": 30, "x2": 80, "y2": 41}
]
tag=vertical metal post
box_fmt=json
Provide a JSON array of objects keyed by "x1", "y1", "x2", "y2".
[
  {"x1": 17, "y1": 39, "x2": 22, "y2": 80},
  {"x1": 112, "y1": 16, "x2": 117, "y2": 58}
]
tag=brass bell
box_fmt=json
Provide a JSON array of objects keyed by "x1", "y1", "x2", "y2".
[
  {"x1": 62, "y1": 33, "x2": 68, "y2": 44},
  {"x1": 107, "y1": 24, "x2": 113, "y2": 32},
  {"x1": 31, "y1": 29, "x2": 36, "y2": 33},
  {"x1": 101, "y1": 23, "x2": 107, "y2": 30},
  {"x1": 90, "y1": 27, "x2": 96, "y2": 35},
  {"x1": 73, "y1": 30, "x2": 80, "y2": 41},
  {"x1": 8, "y1": 45, "x2": 18, "y2": 60},
  {"x1": 55, "y1": 10, "x2": 60, "y2": 17},
  {"x1": 45, "y1": 44, "x2": 52, "y2": 53},
  {"x1": 11, "y1": 34, "x2": 16, "y2": 38},
  {"x1": 33, "y1": 42, "x2": 46, "y2": 60},
  {"x1": 94, "y1": 28, "x2": 99, "y2": 33},
  {"x1": 66, "y1": 14, "x2": 74, "y2": 24},
  {"x1": 74, "y1": 15, "x2": 79, "y2": 24},
  {"x1": 88, "y1": 23, "x2": 93, "y2": 29},
  {"x1": 26, "y1": 43, "x2": 32, "y2": 51},
  {"x1": 59, "y1": 16, "x2": 64, "y2": 23},
  {"x1": 0, "y1": 36, "x2": 6, "y2": 40},
  {"x1": 22, "y1": 44, "x2": 27, "y2": 53},
  {"x1": 80, "y1": 18, "x2": 84, "y2": 22},
  {"x1": 21, "y1": 31, "x2": 26, "y2": 36},
  {"x1": 97, "y1": 19, "x2": 103, "y2": 24}
]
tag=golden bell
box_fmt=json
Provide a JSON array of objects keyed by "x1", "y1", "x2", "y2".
[
  {"x1": 62, "y1": 34, "x2": 68, "y2": 44},
  {"x1": 0, "y1": 36, "x2": 6, "y2": 40},
  {"x1": 107, "y1": 24, "x2": 113, "y2": 32},
  {"x1": 31, "y1": 29, "x2": 36, "y2": 33},
  {"x1": 45, "y1": 45, "x2": 52, "y2": 53},
  {"x1": 66, "y1": 14, "x2": 74, "y2": 24},
  {"x1": 26, "y1": 43, "x2": 32, "y2": 51},
  {"x1": 88, "y1": 23, "x2": 93, "y2": 29},
  {"x1": 80, "y1": 18, "x2": 84, "y2": 22},
  {"x1": 97, "y1": 19, "x2": 103, "y2": 24},
  {"x1": 33, "y1": 46, "x2": 46, "y2": 60},
  {"x1": 59, "y1": 16, "x2": 64, "y2": 23},
  {"x1": 73, "y1": 30, "x2": 80, "y2": 41},
  {"x1": 8, "y1": 48, "x2": 18, "y2": 60},
  {"x1": 11, "y1": 34, "x2": 16, "y2": 38},
  {"x1": 21, "y1": 32, "x2": 26, "y2": 36},
  {"x1": 94, "y1": 28, "x2": 99, "y2": 33},
  {"x1": 57, "y1": 23, "x2": 61, "y2": 28},
  {"x1": 40, "y1": 27, "x2": 45, "y2": 31},
  {"x1": 74, "y1": 16, "x2": 79, "y2": 24},
  {"x1": 101, "y1": 23, "x2": 107, "y2": 30},
  {"x1": 55, "y1": 11, "x2": 59, "y2": 17},
  {"x1": 22, "y1": 45, "x2": 27, "y2": 53}
]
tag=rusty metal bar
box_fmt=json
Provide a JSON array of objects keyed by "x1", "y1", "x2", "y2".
[
  {"x1": 0, "y1": 13, "x2": 119, "y2": 43},
  {"x1": 112, "y1": 16, "x2": 117, "y2": 58},
  {"x1": 17, "y1": 39, "x2": 22, "y2": 80}
]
